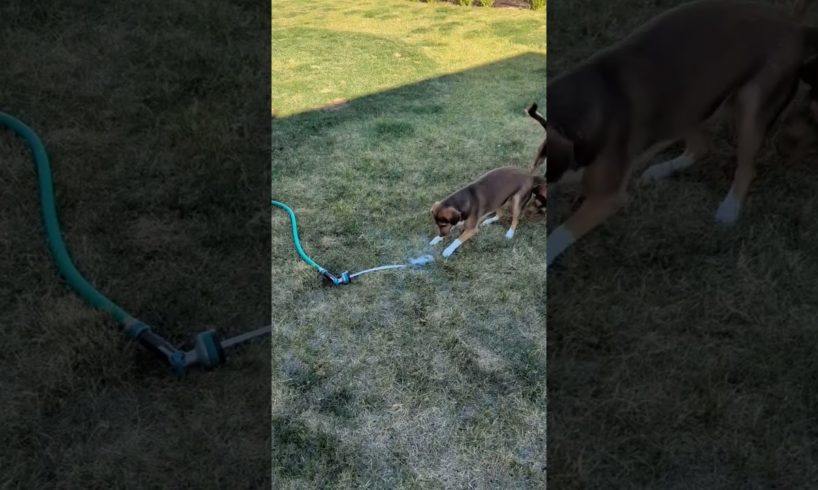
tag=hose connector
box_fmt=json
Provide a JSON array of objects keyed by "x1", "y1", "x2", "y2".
[{"x1": 319, "y1": 269, "x2": 351, "y2": 286}]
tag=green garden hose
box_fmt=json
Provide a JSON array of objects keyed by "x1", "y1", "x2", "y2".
[
  {"x1": 271, "y1": 200, "x2": 328, "y2": 273},
  {"x1": 0, "y1": 111, "x2": 185, "y2": 373},
  {"x1": 272, "y1": 199, "x2": 434, "y2": 285}
]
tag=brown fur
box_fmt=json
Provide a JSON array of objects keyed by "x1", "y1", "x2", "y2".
[
  {"x1": 431, "y1": 166, "x2": 545, "y2": 249},
  {"x1": 545, "y1": 0, "x2": 818, "y2": 266}
]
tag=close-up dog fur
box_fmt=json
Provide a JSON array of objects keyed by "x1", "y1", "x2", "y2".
[
  {"x1": 429, "y1": 166, "x2": 546, "y2": 257},
  {"x1": 545, "y1": 0, "x2": 818, "y2": 267}
]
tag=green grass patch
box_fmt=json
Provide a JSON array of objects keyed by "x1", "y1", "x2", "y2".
[
  {"x1": 272, "y1": 1, "x2": 545, "y2": 486},
  {"x1": 272, "y1": 0, "x2": 546, "y2": 117}
]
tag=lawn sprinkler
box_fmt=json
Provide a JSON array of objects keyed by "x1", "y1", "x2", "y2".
[
  {"x1": 272, "y1": 200, "x2": 435, "y2": 286},
  {"x1": 1, "y1": 111, "x2": 271, "y2": 376}
]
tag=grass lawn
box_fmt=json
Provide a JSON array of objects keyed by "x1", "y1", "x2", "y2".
[
  {"x1": 1, "y1": 1, "x2": 270, "y2": 487},
  {"x1": 548, "y1": 0, "x2": 818, "y2": 487},
  {"x1": 272, "y1": 0, "x2": 546, "y2": 487},
  {"x1": 272, "y1": 0, "x2": 545, "y2": 116}
]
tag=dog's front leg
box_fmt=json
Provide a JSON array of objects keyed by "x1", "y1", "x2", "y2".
[
  {"x1": 442, "y1": 226, "x2": 478, "y2": 257},
  {"x1": 430, "y1": 221, "x2": 464, "y2": 246},
  {"x1": 506, "y1": 194, "x2": 523, "y2": 239},
  {"x1": 715, "y1": 86, "x2": 765, "y2": 224},
  {"x1": 547, "y1": 193, "x2": 627, "y2": 266}
]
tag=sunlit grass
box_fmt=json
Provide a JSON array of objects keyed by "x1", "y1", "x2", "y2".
[{"x1": 272, "y1": 0, "x2": 545, "y2": 116}]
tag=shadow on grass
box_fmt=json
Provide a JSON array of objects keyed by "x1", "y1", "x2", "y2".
[
  {"x1": 547, "y1": 1, "x2": 818, "y2": 487},
  {"x1": 1, "y1": 1, "x2": 270, "y2": 487},
  {"x1": 273, "y1": 51, "x2": 546, "y2": 147},
  {"x1": 272, "y1": 52, "x2": 546, "y2": 270},
  {"x1": 272, "y1": 53, "x2": 546, "y2": 489}
]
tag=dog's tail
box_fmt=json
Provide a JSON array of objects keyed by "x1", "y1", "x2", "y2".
[{"x1": 527, "y1": 103, "x2": 547, "y2": 130}]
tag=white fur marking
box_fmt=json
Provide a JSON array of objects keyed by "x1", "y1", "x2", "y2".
[
  {"x1": 547, "y1": 225, "x2": 575, "y2": 266},
  {"x1": 481, "y1": 216, "x2": 500, "y2": 226},
  {"x1": 442, "y1": 239, "x2": 462, "y2": 257},
  {"x1": 640, "y1": 154, "x2": 694, "y2": 182},
  {"x1": 714, "y1": 187, "x2": 741, "y2": 225},
  {"x1": 505, "y1": 228, "x2": 515, "y2": 239},
  {"x1": 429, "y1": 235, "x2": 444, "y2": 246}
]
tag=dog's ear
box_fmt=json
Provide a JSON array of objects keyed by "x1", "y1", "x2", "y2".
[
  {"x1": 441, "y1": 207, "x2": 462, "y2": 225},
  {"x1": 430, "y1": 201, "x2": 441, "y2": 216},
  {"x1": 546, "y1": 126, "x2": 574, "y2": 184}
]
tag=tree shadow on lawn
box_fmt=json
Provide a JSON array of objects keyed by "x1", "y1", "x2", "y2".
[
  {"x1": 272, "y1": 52, "x2": 547, "y2": 272},
  {"x1": 272, "y1": 52, "x2": 547, "y2": 488}
]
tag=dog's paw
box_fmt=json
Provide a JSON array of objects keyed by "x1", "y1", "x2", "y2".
[
  {"x1": 442, "y1": 239, "x2": 462, "y2": 257},
  {"x1": 505, "y1": 228, "x2": 515, "y2": 239},
  {"x1": 429, "y1": 236, "x2": 444, "y2": 246},
  {"x1": 714, "y1": 194, "x2": 740, "y2": 225}
]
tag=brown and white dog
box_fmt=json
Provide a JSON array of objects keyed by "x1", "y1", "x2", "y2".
[
  {"x1": 544, "y1": 0, "x2": 818, "y2": 267},
  {"x1": 430, "y1": 166, "x2": 546, "y2": 257}
]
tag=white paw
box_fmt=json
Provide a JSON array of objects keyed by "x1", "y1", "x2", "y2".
[
  {"x1": 505, "y1": 228, "x2": 515, "y2": 239},
  {"x1": 481, "y1": 216, "x2": 499, "y2": 226},
  {"x1": 639, "y1": 155, "x2": 693, "y2": 183},
  {"x1": 429, "y1": 236, "x2": 444, "y2": 246},
  {"x1": 640, "y1": 164, "x2": 672, "y2": 182},
  {"x1": 442, "y1": 239, "x2": 462, "y2": 257},
  {"x1": 714, "y1": 193, "x2": 740, "y2": 225}
]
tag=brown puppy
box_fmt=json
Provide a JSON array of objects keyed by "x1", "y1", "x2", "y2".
[
  {"x1": 430, "y1": 166, "x2": 546, "y2": 257},
  {"x1": 546, "y1": 0, "x2": 818, "y2": 267},
  {"x1": 528, "y1": 103, "x2": 547, "y2": 174}
]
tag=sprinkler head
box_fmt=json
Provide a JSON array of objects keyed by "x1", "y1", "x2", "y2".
[
  {"x1": 184, "y1": 329, "x2": 225, "y2": 369},
  {"x1": 408, "y1": 255, "x2": 434, "y2": 267}
]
